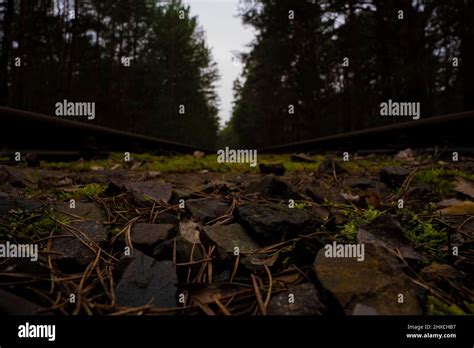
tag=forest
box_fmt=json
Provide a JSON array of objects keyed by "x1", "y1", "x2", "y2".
[
  {"x1": 1, "y1": 0, "x2": 474, "y2": 149},
  {"x1": 0, "y1": 0, "x2": 220, "y2": 148},
  {"x1": 223, "y1": 0, "x2": 474, "y2": 148}
]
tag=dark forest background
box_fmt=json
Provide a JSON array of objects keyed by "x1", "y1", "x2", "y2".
[
  {"x1": 1, "y1": 0, "x2": 473, "y2": 149},
  {"x1": 0, "y1": 0, "x2": 220, "y2": 148},
  {"x1": 221, "y1": 0, "x2": 474, "y2": 148}
]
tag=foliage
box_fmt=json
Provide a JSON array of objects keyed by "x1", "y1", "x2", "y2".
[
  {"x1": 337, "y1": 207, "x2": 384, "y2": 243},
  {"x1": 0, "y1": 208, "x2": 68, "y2": 242},
  {"x1": 0, "y1": 0, "x2": 220, "y2": 148},
  {"x1": 227, "y1": 0, "x2": 474, "y2": 148},
  {"x1": 402, "y1": 212, "x2": 446, "y2": 259}
]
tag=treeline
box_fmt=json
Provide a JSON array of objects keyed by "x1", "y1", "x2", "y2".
[
  {"x1": 0, "y1": 0, "x2": 219, "y2": 148},
  {"x1": 223, "y1": 0, "x2": 474, "y2": 148}
]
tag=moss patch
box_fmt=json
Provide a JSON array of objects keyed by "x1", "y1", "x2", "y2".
[
  {"x1": 40, "y1": 153, "x2": 325, "y2": 174},
  {"x1": 336, "y1": 207, "x2": 384, "y2": 243},
  {"x1": 0, "y1": 208, "x2": 68, "y2": 242}
]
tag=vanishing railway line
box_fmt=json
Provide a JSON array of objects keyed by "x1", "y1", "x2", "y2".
[
  {"x1": 1, "y1": 106, "x2": 473, "y2": 161},
  {"x1": 0, "y1": 106, "x2": 210, "y2": 160},
  {"x1": 259, "y1": 110, "x2": 474, "y2": 154}
]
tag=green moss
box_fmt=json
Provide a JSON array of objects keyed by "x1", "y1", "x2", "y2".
[
  {"x1": 293, "y1": 202, "x2": 309, "y2": 209},
  {"x1": 336, "y1": 207, "x2": 384, "y2": 242},
  {"x1": 402, "y1": 213, "x2": 445, "y2": 259},
  {"x1": 415, "y1": 168, "x2": 474, "y2": 197},
  {"x1": 341, "y1": 158, "x2": 403, "y2": 173},
  {"x1": 26, "y1": 183, "x2": 106, "y2": 201},
  {"x1": 58, "y1": 183, "x2": 106, "y2": 200},
  {"x1": 0, "y1": 208, "x2": 68, "y2": 242},
  {"x1": 39, "y1": 153, "x2": 325, "y2": 174},
  {"x1": 415, "y1": 169, "x2": 453, "y2": 196},
  {"x1": 427, "y1": 296, "x2": 466, "y2": 315}
]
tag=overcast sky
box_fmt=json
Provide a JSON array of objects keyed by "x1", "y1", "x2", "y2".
[{"x1": 183, "y1": 0, "x2": 255, "y2": 127}]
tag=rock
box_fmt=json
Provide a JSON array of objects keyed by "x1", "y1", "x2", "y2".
[
  {"x1": 290, "y1": 154, "x2": 315, "y2": 163},
  {"x1": 75, "y1": 170, "x2": 128, "y2": 186},
  {"x1": 0, "y1": 192, "x2": 43, "y2": 212},
  {"x1": 103, "y1": 181, "x2": 124, "y2": 196},
  {"x1": 53, "y1": 202, "x2": 105, "y2": 221},
  {"x1": 395, "y1": 148, "x2": 416, "y2": 162},
  {"x1": 345, "y1": 176, "x2": 387, "y2": 191},
  {"x1": 357, "y1": 215, "x2": 425, "y2": 261},
  {"x1": 305, "y1": 185, "x2": 345, "y2": 204},
  {"x1": 154, "y1": 237, "x2": 204, "y2": 263},
  {"x1": 0, "y1": 165, "x2": 38, "y2": 188},
  {"x1": 25, "y1": 153, "x2": 40, "y2": 167},
  {"x1": 186, "y1": 198, "x2": 229, "y2": 222},
  {"x1": 352, "y1": 303, "x2": 378, "y2": 315},
  {"x1": 313, "y1": 244, "x2": 422, "y2": 315},
  {"x1": 115, "y1": 250, "x2": 178, "y2": 308},
  {"x1": 122, "y1": 223, "x2": 174, "y2": 250},
  {"x1": 172, "y1": 188, "x2": 193, "y2": 202},
  {"x1": 0, "y1": 289, "x2": 50, "y2": 315},
  {"x1": 51, "y1": 221, "x2": 108, "y2": 272},
  {"x1": 259, "y1": 163, "x2": 285, "y2": 176},
  {"x1": 235, "y1": 203, "x2": 323, "y2": 246},
  {"x1": 407, "y1": 182, "x2": 432, "y2": 197},
  {"x1": 193, "y1": 150, "x2": 205, "y2": 158},
  {"x1": 267, "y1": 283, "x2": 324, "y2": 315},
  {"x1": 125, "y1": 181, "x2": 172, "y2": 206},
  {"x1": 179, "y1": 220, "x2": 201, "y2": 244},
  {"x1": 245, "y1": 174, "x2": 296, "y2": 199},
  {"x1": 201, "y1": 224, "x2": 260, "y2": 260},
  {"x1": 379, "y1": 166, "x2": 410, "y2": 186},
  {"x1": 154, "y1": 212, "x2": 179, "y2": 224},
  {"x1": 317, "y1": 158, "x2": 345, "y2": 175},
  {"x1": 199, "y1": 180, "x2": 236, "y2": 195}
]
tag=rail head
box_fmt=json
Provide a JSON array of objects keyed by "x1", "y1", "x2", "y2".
[{"x1": 0, "y1": 106, "x2": 213, "y2": 153}]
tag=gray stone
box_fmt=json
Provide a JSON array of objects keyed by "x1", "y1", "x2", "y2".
[
  {"x1": 53, "y1": 202, "x2": 105, "y2": 221},
  {"x1": 0, "y1": 289, "x2": 50, "y2": 315},
  {"x1": 124, "y1": 223, "x2": 174, "y2": 249},
  {"x1": 51, "y1": 221, "x2": 108, "y2": 272},
  {"x1": 115, "y1": 250, "x2": 178, "y2": 308},
  {"x1": 154, "y1": 212, "x2": 179, "y2": 225},
  {"x1": 318, "y1": 158, "x2": 345, "y2": 175},
  {"x1": 314, "y1": 244, "x2": 422, "y2": 315},
  {"x1": 357, "y1": 215, "x2": 425, "y2": 261},
  {"x1": 245, "y1": 174, "x2": 296, "y2": 199},
  {"x1": 305, "y1": 185, "x2": 345, "y2": 204},
  {"x1": 379, "y1": 166, "x2": 410, "y2": 186},
  {"x1": 178, "y1": 220, "x2": 201, "y2": 244},
  {"x1": 0, "y1": 165, "x2": 38, "y2": 188},
  {"x1": 235, "y1": 203, "x2": 323, "y2": 246},
  {"x1": 259, "y1": 163, "x2": 286, "y2": 176},
  {"x1": 125, "y1": 181, "x2": 172, "y2": 206},
  {"x1": 345, "y1": 176, "x2": 387, "y2": 191},
  {"x1": 201, "y1": 224, "x2": 260, "y2": 260},
  {"x1": 186, "y1": 197, "x2": 229, "y2": 222},
  {"x1": 154, "y1": 237, "x2": 204, "y2": 263},
  {"x1": 0, "y1": 192, "x2": 43, "y2": 212},
  {"x1": 268, "y1": 283, "x2": 325, "y2": 315}
]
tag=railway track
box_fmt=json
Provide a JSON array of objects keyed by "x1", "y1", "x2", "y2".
[
  {"x1": 258, "y1": 110, "x2": 474, "y2": 153},
  {"x1": 1, "y1": 107, "x2": 473, "y2": 161},
  {"x1": 0, "y1": 106, "x2": 210, "y2": 160}
]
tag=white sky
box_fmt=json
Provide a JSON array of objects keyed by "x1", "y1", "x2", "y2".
[{"x1": 184, "y1": 0, "x2": 255, "y2": 127}]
